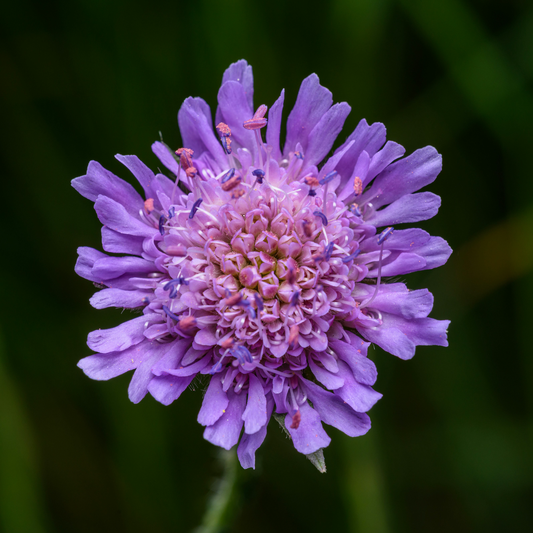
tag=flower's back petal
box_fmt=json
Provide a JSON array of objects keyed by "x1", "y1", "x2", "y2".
[
  {"x1": 75, "y1": 247, "x2": 107, "y2": 281},
  {"x1": 238, "y1": 397, "x2": 274, "y2": 469},
  {"x1": 204, "y1": 389, "x2": 247, "y2": 450},
  {"x1": 303, "y1": 102, "x2": 351, "y2": 170},
  {"x1": 164, "y1": 353, "x2": 211, "y2": 377},
  {"x1": 178, "y1": 97, "x2": 227, "y2": 173},
  {"x1": 87, "y1": 314, "x2": 159, "y2": 354},
  {"x1": 242, "y1": 374, "x2": 267, "y2": 435},
  {"x1": 412, "y1": 236, "x2": 452, "y2": 271},
  {"x1": 329, "y1": 340, "x2": 377, "y2": 386},
  {"x1": 128, "y1": 343, "x2": 170, "y2": 403},
  {"x1": 366, "y1": 192, "x2": 441, "y2": 227},
  {"x1": 148, "y1": 374, "x2": 194, "y2": 406},
  {"x1": 361, "y1": 146, "x2": 442, "y2": 209},
  {"x1": 309, "y1": 357, "x2": 344, "y2": 390},
  {"x1": 382, "y1": 315, "x2": 450, "y2": 349},
  {"x1": 220, "y1": 59, "x2": 254, "y2": 111},
  {"x1": 91, "y1": 256, "x2": 154, "y2": 280},
  {"x1": 286, "y1": 402, "x2": 331, "y2": 454},
  {"x1": 216, "y1": 81, "x2": 256, "y2": 154},
  {"x1": 101, "y1": 227, "x2": 144, "y2": 255},
  {"x1": 335, "y1": 360, "x2": 382, "y2": 412},
  {"x1": 360, "y1": 324, "x2": 417, "y2": 360},
  {"x1": 302, "y1": 378, "x2": 372, "y2": 437},
  {"x1": 90, "y1": 288, "x2": 151, "y2": 309},
  {"x1": 265, "y1": 89, "x2": 285, "y2": 161},
  {"x1": 78, "y1": 343, "x2": 147, "y2": 380},
  {"x1": 369, "y1": 285, "x2": 434, "y2": 319},
  {"x1": 72, "y1": 161, "x2": 143, "y2": 216},
  {"x1": 333, "y1": 119, "x2": 387, "y2": 182},
  {"x1": 94, "y1": 196, "x2": 159, "y2": 238},
  {"x1": 284, "y1": 74, "x2": 333, "y2": 156},
  {"x1": 337, "y1": 150, "x2": 371, "y2": 202},
  {"x1": 151, "y1": 338, "x2": 193, "y2": 376},
  {"x1": 151, "y1": 141, "x2": 179, "y2": 174},
  {"x1": 198, "y1": 373, "x2": 229, "y2": 426},
  {"x1": 365, "y1": 141, "x2": 406, "y2": 185},
  {"x1": 115, "y1": 154, "x2": 155, "y2": 196}
]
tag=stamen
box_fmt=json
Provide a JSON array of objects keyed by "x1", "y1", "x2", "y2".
[
  {"x1": 319, "y1": 170, "x2": 337, "y2": 185},
  {"x1": 288, "y1": 324, "x2": 299, "y2": 349},
  {"x1": 255, "y1": 362, "x2": 293, "y2": 378},
  {"x1": 378, "y1": 226, "x2": 394, "y2": 244},
  {"x1": 302, "y1": 219, "x2": 313, "y2": 238},
  {"x1": 290, "y1": 290, "x2": 300, "y2": 307},
  {"x1": 290, "y1": 409, "x2": 301, "y2": 429},
  {"x1": 313, "y1": 210, "x2": 328, "y2": 226},
  {"x1": 224, "y1": 292, "x2": 243, "y2": 307},
  {"x1": 349, "y1": 203, "x2": 361, "y2": 216},
  {"x1": 163, "y1": 276, "x2": 189, "y2": 298},
  {"x1": 178, "y1": 315, "x2": 197, "y2": 331},
  {"x1": 159, "y1": 215, "x2": 166, "y2": 235},
  {"x1": 221, "y1": 136, "x2": 232, "y2": 154},
  {"x1": 221, "y1": 337, "x2": 235, "y2": 350},
  {"x1": 243, "y1": 104, "x2": 268, "y2": 130},
  {"x1": 342, "y1": 249, "x2": 361, "y2": 263},
  {"x1": 162, "y1": 304, "x2": 181, "y2": 321},
  {"x1": 324, "y1": 243, "x2": 334, "y2": 261},
  {"x1": 221, "y1": 174, "x2": 242, "y2": 192},
  {"x1": 144, "y1": 198, "x2": 154, "y2": 213},
  {"x1": 353, "y1": 176, "x2": 363, "y2": 196},
  {"x1": 254, "y1": 294, "x2": 264, "y2": 312},
  {"x1": 189, "y1": 198, "x2": 203, "y2": 219},
  {"x1": 221, "y1": 168, "x2": 235, "y2": 183},
  {"x1": 233, "y1": 345, "x2": 253, "y2": 364},
  {"x1": 252, "y1": 168, "x2": 265, "y2": 184},
  {"x1": 168, "y1": 206, "x2": 175, "y2": 218},
  {"x1": 216, "y1": 123, "x2": 231, "y2": 137},
  {"x1": 231, "y1": 187, "x2": 245, "y2": 200}
]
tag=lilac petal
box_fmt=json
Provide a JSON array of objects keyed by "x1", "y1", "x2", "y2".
[
  {"x1": 90, "y1": 288, "x2": 151, "y2": 309},
  {"x1": 380, "y1": 315, "x2": 450, "y2": 350},
  {"x1": 302, "y1": 378, "x2": 372, "y2": 437},
  {"x1": 335, "y1": 360, "x2": 382, "y2": 412},
  {"x1": 366, "y1": 192, "x2": 441, "y2": 227},
  {"x1": 115, "y1": 154, "x2": 155, "y2": 197},
  {"x1": 151, "y1": 141, "x2": 179, "y2": 175},
  {"x1": 303, "y1": 102, "x2": 351, "y2": 169},
  {"x1": 101, "y1": 227, "x2": 144, "y2": 255},
  {"x1": 338, "y1": 150, "x2": 371, "y2": 202},
  {"x1": 412, "y1": 236, "x2": 452, "y2": 271},
  {"x1": 365, "y1": 141, "x2": 406, "y2": 185},
  {"x1": 151, "y1": 338, "x2": 194, "y2": 376},
  {"x1": 164, "y1": 353, "x2": 211, "y2": 377},
  {"x1": 360, "y1": 146, "x2": 442, "y2": 209},
  {"x1": 319, "y1": 139, "x2": 355, "y2": 180},
  {"x1": 309, "y1": 358, "x2": 344, "y2": 390},
  {"x1": 91, "y1": 255, "x2": 154, "y2": 280},
  {"x1": 148, "y1": 374, "x2": 194, "y2": 406},
  {"x1": 203, "y1": 389, "x2": 247, "y2": 450},
  {"x1": 238, "y1": 398, "x2": 273, "y2": 469},
  {"x1": 178, "y1": 97, "x2": 227, "y2": 173},
  {"x1": 284, "y1": 74, "x2": 333, "y2": 156},
  {"x1": 194, "y1": 327, "x2": 218, "y2": 347},
  {"x1": 75, "y1": 247, "x2": 107, "y2": 282},
  {"x1": 87, "y1": 314, "x2": 159, "y2": 354},
  {"x1": 285, "y1": 402, "x2": 331, "y2": 454},
  {"x1": 359, "y1": 324, "x2": 417, "y2": 360},
  {"x1": 375, "y1": 253, "x2": 427, "y2": 277},
  {"x1": 220, "y1": 59, "x2": 254, "y2": 111},
  {"x1": 368, "y1": 284, "x2": 434, "y2": 319},
  {"x1": 242, "y1": 374, "x2": 267, "y2": 434},
  {"x1": 78, "y1": 341, "x2": 153, "y2": 380},
  {"x1": 265, "y1": 89, "x2": 285, "y2": 161},
  {"x1": 128, "y1": 343, "x2": 169, "y2": 404},
  {"x1": 94, "y1": 195, "x2": 159, "y2": 238},
  {"x1": 329, "y1": 340, "x2": 377, "y2": 386},
  {"x1": 72, "y1": 160, "x2": 144, "y2": 216},
  {"x1": 216, "y1": 81, "x2": 256, "y2": 154},
  {"x1": 334, "y1": 119, "x2": 387, "y2": 183},
  {"x1": 198, "y1": 373, "x2": 229, "y2": 426}
]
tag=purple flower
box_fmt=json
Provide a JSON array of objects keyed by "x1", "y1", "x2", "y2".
[{"x1": 73, "y1": 60, "x2": 451, "y2": 469}]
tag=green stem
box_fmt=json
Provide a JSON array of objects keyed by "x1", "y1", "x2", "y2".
[{"x1": 194, "y1": 450, "x2": 240, "y2": 533}]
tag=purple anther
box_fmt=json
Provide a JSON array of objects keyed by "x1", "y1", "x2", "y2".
[
  {"x1": 221, "y1": 136, "x2": 232, "y2": 154},
  {"x1": 290, "y1": 290, "x2": 300, "y2": 307},
  {"x1": 163, "y1": 276, "x2": 188, "y2": 298},
  {"x1": 162, "y1": 305, "x2": 181, "y2": 322},
  {"x1": 342, "y1": 249, "x2": 362, "y2": 263},
  {"x1": 234, "y1": 346, "x2": 253, "y2": 364},
  {"x1": 377, "y1": 226, "x2": 394, "y2": 245},
  {"x1": 168, "y1": 206, "x2": 175, "y2": 218},
  {"x1": 209, "y1": 361, "x2": 223, "y2": 375},
  {"x1": 349, "y1": 203, "x2": 362, "y2": 216},
  {"x1": 294, "y1": 151, "x2": 304, "y2": 160},
  {"x1": 141, "y1": 297, "x2": 150, "y2": 305},
  {"x1": 216, "y1": 122, "x2": 231, "y2": 137},
  {"x1": 313, "y1": 210, "x2": 328, "y2": 226},
  {"x1": 221, "y1": 168, "x2": 235, "y2": 183},
  {"x1": 159, "y1": 215, "x2": 166, "y2": 235},
  {"x1": 319, "y1": 170, "x2": 338, "y2": 185},
  {"x1": 254, "y1": 294, "x2": 264, "y2": 312},
  {"x1": 189, "y1": 198, "x2": 203, "y2": 219},
  {"x1": 324, "y1": 243, "x2": 334, "y2": 261},
  {"x1": 308, "y1": 189, "x2": 317, "y2": 197},
  {"x1": 252, "y1": 168, "x2": 265, "y2": 183}
]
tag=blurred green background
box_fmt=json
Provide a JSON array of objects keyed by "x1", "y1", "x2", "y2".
[{"x1": 1, "y1": 0, "x2": 532, "y2": 531}]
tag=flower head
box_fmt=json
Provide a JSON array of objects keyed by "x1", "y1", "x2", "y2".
[{"x1": 73, "y1": 60, "x2": 451, "y2": 469}]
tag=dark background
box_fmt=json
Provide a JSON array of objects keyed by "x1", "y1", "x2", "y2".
[{"x1": 1, "y1": 0, "x2": 532, "y2": 531}]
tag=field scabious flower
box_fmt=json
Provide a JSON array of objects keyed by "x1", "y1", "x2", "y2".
[{"x1": 73, "y1": 60, "x2": 451, "y2": 469}]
